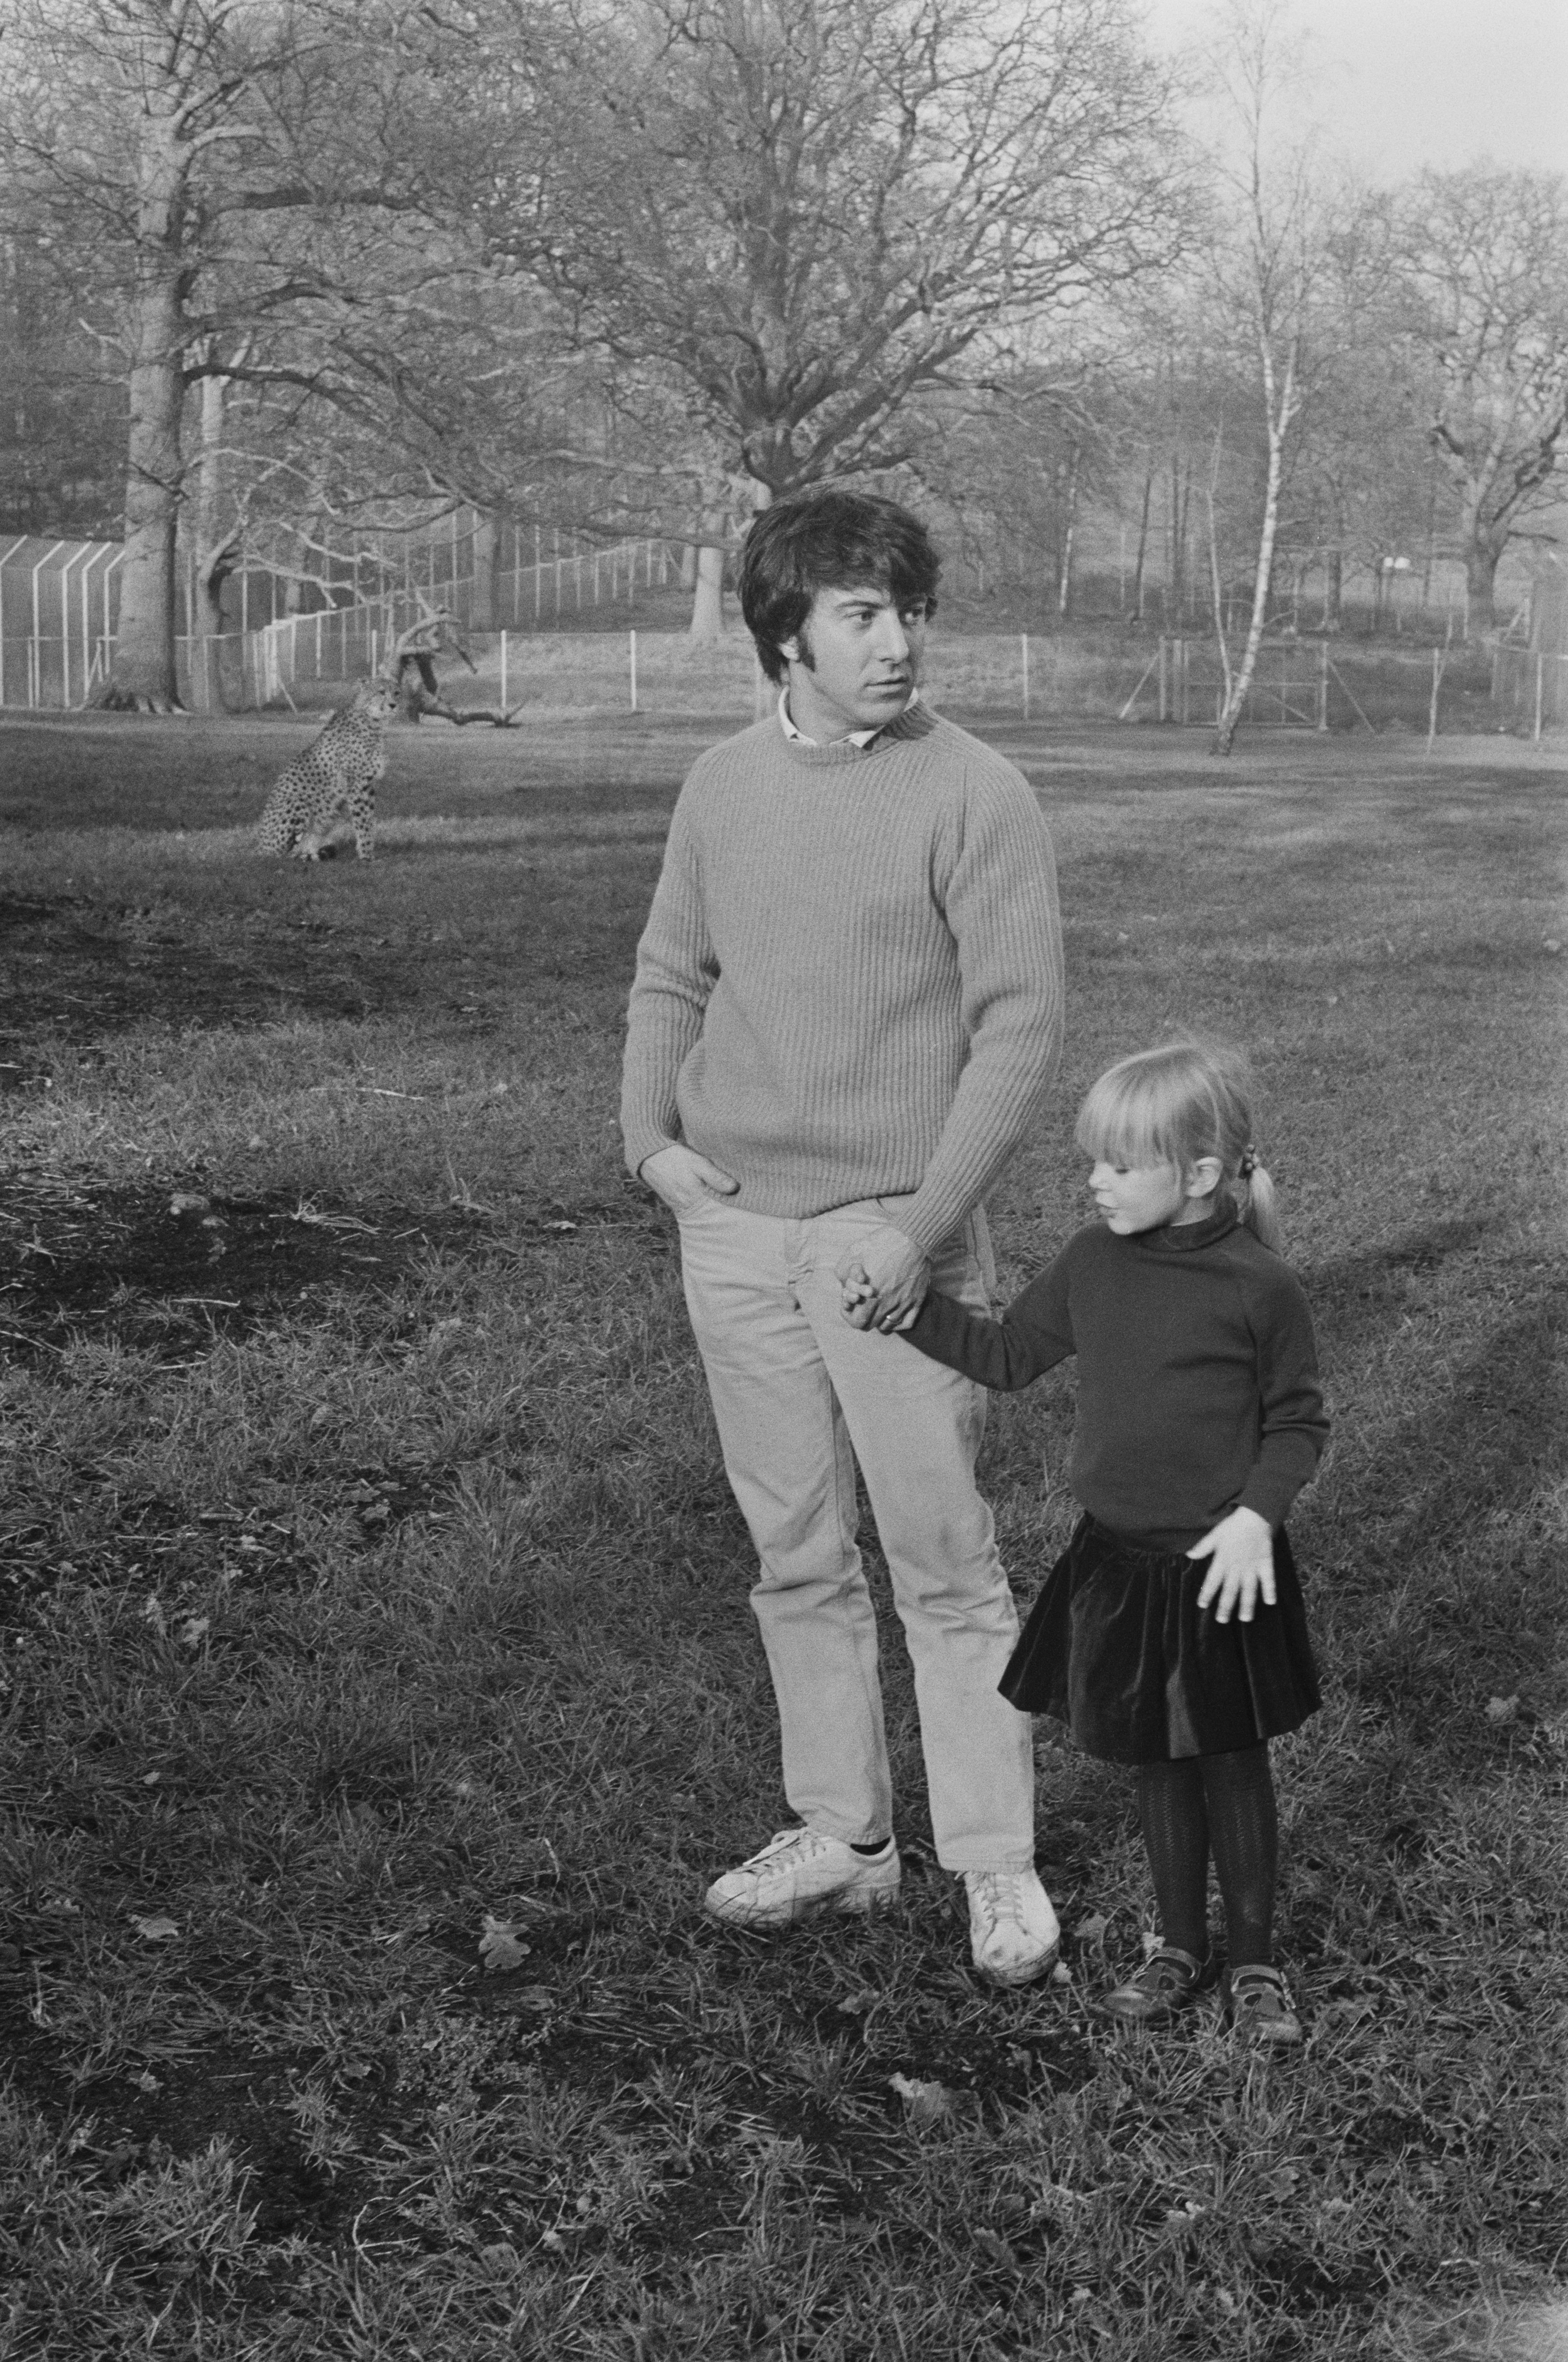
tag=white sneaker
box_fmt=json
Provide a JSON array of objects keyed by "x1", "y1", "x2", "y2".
[
  {"x1": 704, "y1": 1827, "x2": 901, "y2": 1930},
  {"x1": 963, "y1": 1868, "x2": 1061, "y2": 1986}
]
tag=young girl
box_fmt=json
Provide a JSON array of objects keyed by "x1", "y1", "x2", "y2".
[{"x1": 879, "y1": 1041, "x2": 1327, "y2": 2044}]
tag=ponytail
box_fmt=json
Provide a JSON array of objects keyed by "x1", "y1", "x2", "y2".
[{"x1": 1237, "y1": 1148, "x2": 1282, "y2": 1253}]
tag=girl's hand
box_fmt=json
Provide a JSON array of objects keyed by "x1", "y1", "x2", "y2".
[
  {"x1": 1188, "y1": 1507, "x2": 1275, "y2": 1624},
  {"x1": 840, "y1": 1265, "x2": 877, "y2": 1325},
  {"x1": 835, "y1": 1230, "x2": 930, "y2": 1333}
]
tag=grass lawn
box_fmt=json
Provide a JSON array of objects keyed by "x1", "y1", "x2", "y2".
[{"x1": 0, "y1": 707, "x2": 1564, "y2": 2360}]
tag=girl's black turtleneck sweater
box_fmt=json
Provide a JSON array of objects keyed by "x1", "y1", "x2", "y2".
[{"x1": 904, "y1": 1202, "x2": 1328, "y2": 1552}]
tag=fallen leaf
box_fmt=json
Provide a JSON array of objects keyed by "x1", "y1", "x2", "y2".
[
  {"x1": 889, "y1": 2072, "x2": 952, "y2": 2124},
  {"x1": 889, "y1": 2071, "x2": 982, "y2": 2127},
  {"x1": 130, "y1": 1914, "x2": 180, "y2": 1942},
  {"x1": 971, "y1": 2225, "x2": 1017, "y2": 2268},
  {"x1": 142, "y1": 1595, "x2": 167, "y2": 1638},
  {"x1": 1051, "y1": 1960, "x2": 1073, "y2": 1985},
  {"x1": 135, "y1": 2069, "x2": 162, "y2": 2093},
  {"x1": 177, "y1": 1616, "x2": 210, "y2": 1648},
  {"x1": 479, "y1": 1915, "x2": 531, "y2": 1973},
  {"x1": 1485, "y1": 1694, "x2": 1521, "y2": 1723},
  {"x1": 1074, "y1": 1913, "x2": 1109, "y2": 1946},
  {"x1": 836, "y1": 1989, "x2": 878, "y2": 2016}
]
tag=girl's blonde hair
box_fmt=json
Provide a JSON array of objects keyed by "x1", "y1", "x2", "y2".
[{"x1": 1074, "y1": 1039, "x2": 1282, "y2": 1251}]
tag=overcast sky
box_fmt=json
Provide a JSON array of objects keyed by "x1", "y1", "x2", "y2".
[{"x1": 1144, "y1": 0, "x2": 1568, "y2": 181}]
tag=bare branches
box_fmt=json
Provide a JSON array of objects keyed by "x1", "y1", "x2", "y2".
[
  {"x1": 509, "y1": 0, "x2": 1190, "y2": 498},
  {"x1": 1393, "y1": 165, "x2": 1568, "y2": 622}
]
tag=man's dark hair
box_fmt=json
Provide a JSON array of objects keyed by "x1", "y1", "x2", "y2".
[{"x1": 740, "y1": 490, "x2": 941, "y2": 684}]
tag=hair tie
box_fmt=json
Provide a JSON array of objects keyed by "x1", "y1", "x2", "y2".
[{"x1": 1239, "y1": 1145, "x2": 1257, "y2": 1179}]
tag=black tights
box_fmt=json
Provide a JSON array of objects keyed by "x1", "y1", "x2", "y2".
[{"x1": 1135, "y1": 1744, "x2": 1278, "y2": 1970}]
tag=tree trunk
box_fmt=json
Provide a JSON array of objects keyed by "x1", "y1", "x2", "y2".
[
  {"x1": 469, "y1": 508, "x2": 499, "y2": 629},
  {"x1": 1132, "y1": 468, "x2": 1152, "y2": 621},
  {"x1": 1056, "y1": 445, "x2": 1081, "y2": 621},
  {"x1": 679, "y1": 541, "x2": 698, "y2": 591},
  {"x1": 190, "y1": 370, "x2": 238, "y2": 714},
  {"x1": 100, "y1": 111, "x2": 187, "y2": 712},
  {"x1": 1322, "y1": 546, "x2": 1342, "y2": 633},
  {"x1": 1214, "y1": 337, "x2": 1297, "y2": 757},
  {"x1": 1464, "y1": 539, "x2": 1500, "y2": 633},
  {"x1": 688, "y1": 529, "x2": 726, "y2": 642}
]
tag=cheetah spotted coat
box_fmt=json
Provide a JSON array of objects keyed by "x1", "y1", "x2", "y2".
[{"x1": 257, "y1": 678, "x2": 400, "y2": 861}]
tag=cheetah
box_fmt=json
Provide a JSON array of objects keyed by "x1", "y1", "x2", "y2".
[{"x1": 257, "y1": 675, "x2": 401, "y2": 861}]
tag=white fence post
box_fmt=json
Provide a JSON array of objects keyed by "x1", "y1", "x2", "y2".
[
  {"x1": 0, "y1": 536, "x2": 26, "y2": 704},
  {"x1": 501, "y1": 629, "x2": 509, "y2": 709},
  {"x1": 31, "y1": 542, "x2": 64, "y2": 708},
  {"x1": 1021, "y1": 632, "x2": 1030, "y2": 721},
  {"x1": 629, "y1": 629, "x2": 637, "y2": 710}
]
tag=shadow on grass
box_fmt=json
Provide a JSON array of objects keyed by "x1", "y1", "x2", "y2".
[{"x1": 1301, "y1": 1209, "x2": 1565, "y2": 1757}]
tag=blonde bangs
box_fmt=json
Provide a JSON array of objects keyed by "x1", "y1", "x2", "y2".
[
  {"x1": 1074, "y1": 1065, "x2": 1173, "y2": 1167},
  {"x1": 1074, "y1": 1044, "x2": 1230, "y2": 1172}
]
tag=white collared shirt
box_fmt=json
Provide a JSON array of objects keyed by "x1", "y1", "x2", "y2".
[{"x1": 778, "y1": 686, "x2": 919, "y2": 747}]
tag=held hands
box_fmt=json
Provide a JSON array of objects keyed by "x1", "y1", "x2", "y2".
[
  {"x1": 639, "y1": 1143, "x2": 739, "y2": 1215},
  {"x1": 1188, "y1": 1506, "x2": 1276, "y2": 1625},
  {"x1": 836, "y1": 1227, "x2": 931, "y2": 1334}
]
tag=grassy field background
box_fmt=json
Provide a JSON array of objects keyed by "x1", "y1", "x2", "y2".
[{"x1": 0, "y1": 706, "x2": 1564, "y2": 2360}]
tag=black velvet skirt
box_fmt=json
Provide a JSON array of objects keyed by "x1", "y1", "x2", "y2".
[{"x1": 999, "y1": 1515, "x2": 1320, "y2": 1764}]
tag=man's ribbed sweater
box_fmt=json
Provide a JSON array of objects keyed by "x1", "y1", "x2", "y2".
[
  {"x1": 906, "y1": 1204, "x2": 1328, "y2": 1550},
  {"x1": 620, "y1": 701, "x2": 1063, "y2": 1254}
]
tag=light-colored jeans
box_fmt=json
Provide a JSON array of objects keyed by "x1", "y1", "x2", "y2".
[{"x1": 676, "y1": 1193, "x2": 1035, "y2": 1872}]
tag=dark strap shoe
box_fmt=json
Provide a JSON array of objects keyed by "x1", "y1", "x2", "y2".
[
  {"x1": 1101, "y1": 1944, "x2": 1219, "y2": 2024},
  {"x1": 1228, "y1": 1964, "x2": 1302, "y2": 2046}
]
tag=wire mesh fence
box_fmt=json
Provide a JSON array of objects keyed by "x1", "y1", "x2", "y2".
[
  {"x1": 0, "y1": 536, "x2": 124, "y2": 708},
  {"x1": 0, "y1": 533, "x2": 680, "y2": 714},
  {"x1": 0, "y1": 530, "x2": 1528, "y2": 737},
  {"x1": 225, "y1": 621, "x2": 1500, "y2": 735},
  {"x1": 1492, "y1": 644, "x2": 1568, "y2": 737}
]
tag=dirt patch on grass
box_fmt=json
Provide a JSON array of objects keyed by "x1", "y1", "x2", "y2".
[
  {"x1": 0, "y1": 891, "x2": 422, "y2": 1054},
  {"x1": 0, "y1": 1173, "x2": 486, "y2": 1364}
]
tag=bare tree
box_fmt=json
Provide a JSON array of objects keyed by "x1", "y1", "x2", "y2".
[
  {"x1": 1392, "y1": 166, "x2": 1568, "y2": 631},
  {"x1": 0, "y1": 0, "x2": 476, "y2": 707},
  {"x1": 494, "y1": 0, "x2": 1188, "y2": 627},
  {"x1": 1200, "y1": 0, "x2": 1318, "y2": 756}
]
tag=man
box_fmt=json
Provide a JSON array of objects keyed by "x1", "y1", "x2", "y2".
[{"x1": 620, "y1": 490, "x2": 1064, "y2": 1984}]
